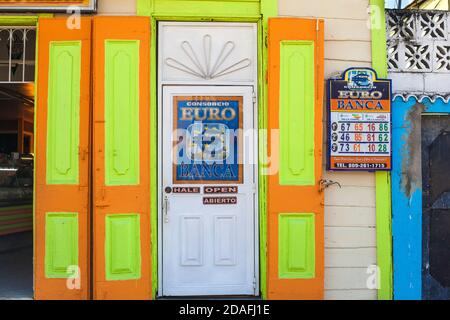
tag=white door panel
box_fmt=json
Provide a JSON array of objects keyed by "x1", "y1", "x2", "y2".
[{"x1": 161, "y1": 86, "x2": 257, "y2": 296}]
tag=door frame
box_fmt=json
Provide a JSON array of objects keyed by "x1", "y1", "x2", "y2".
[
  {"x1": 158, "y1": 85, "x2": 259, "y2": 297},
  {"x1": 156, "y1": 21, "x2": 260, "y2": 297},
  {"x1": 0, "y1": 14, "x2": 47, "y2": 300},
  {"x1": 391, "y1": 95, "x2": 450, "y2": 299},
  {"x1": 153, "y1": 17, "x2": 264, "y2": 298}
]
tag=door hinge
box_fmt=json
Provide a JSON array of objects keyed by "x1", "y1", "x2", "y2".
[
  {"x1": 253, "y1": 277, "x2": 257, "y2": 290},
  {"x1": 252, "y1": 91, "x2": 257, "y2": 104}
]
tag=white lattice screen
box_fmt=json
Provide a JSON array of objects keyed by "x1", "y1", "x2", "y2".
[{"x1": 387, "y1": 10, "x2": 450, "y2": 73}]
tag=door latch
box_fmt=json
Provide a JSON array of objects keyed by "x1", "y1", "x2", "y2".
[
  {"x1": 163, "y1": 195, "x2": 170, "y2": 223},
  {"x1": 319, "y1": 179, "x2": 342, "y2": 193}
]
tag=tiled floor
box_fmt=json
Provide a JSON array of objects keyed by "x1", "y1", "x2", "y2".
[{"x1": 0, "y1": 232, "x2": 33, "y2": 300}]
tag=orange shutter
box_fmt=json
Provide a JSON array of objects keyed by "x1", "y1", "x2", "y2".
[
  {"x1": 267, "y1": 18, "x2": 325, "y2": 299},
  {"x1": 35, "y1": 17, "x2": 92, "y2": 300},
  {"x1": 92, "y1": 17, "x2": 151, "y2": 300}
]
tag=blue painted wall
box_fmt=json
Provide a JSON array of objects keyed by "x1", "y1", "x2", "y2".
[{"x1": 392, "y1": 95, "x2": 450, "y2": 300}]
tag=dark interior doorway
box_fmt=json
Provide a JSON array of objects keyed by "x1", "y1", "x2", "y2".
[
  {"x1": 0, "y1": 26, "x2": 36, "y2": 300},
  {"x1": 422, "y1": 115, "x2": 450, "y2": 300}
]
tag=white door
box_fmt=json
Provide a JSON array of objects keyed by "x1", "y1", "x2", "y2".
[{"x1": 161, "y1": 85, "x2": 257, "y2": 296}]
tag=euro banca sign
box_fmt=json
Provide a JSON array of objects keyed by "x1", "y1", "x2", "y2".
[{"x1": 327, "y1": 68, "x2": 392, "y2": 171}]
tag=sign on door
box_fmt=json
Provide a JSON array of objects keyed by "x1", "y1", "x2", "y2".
[{"x1": 173, "y1": 96, "x2": 243, "y2": 184}]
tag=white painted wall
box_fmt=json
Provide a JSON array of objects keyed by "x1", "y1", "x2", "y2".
[{"x1": 279, "y1": 0, "x2": 378, "y2": 300}]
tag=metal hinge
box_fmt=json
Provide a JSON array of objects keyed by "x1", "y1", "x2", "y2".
[
  {"x1": 252, "y1": 91, "x2": 257, "y2": 104},
  {"x1": 253, "y1": 277, "x2": 257, "y2": 290}
]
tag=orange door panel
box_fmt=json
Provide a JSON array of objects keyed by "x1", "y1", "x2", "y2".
[
  {"x1": 267, "y1": 18, "x2": 325, "y2": 299},
  {"x1": 35, "y1": 17, "x2": 92, "y2": 300},
  {"x1": 92, "y1": 16, "x2": 151, "y2": 300}
]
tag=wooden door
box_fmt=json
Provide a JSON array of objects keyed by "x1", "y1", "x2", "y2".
[
  {"x1": 35, "y1": 17, "x2": 92, "y2": 300},
  {"x1": 267, "y1": 18, "x2": 325, "y2": 300},
  {"x1": 422, "y1": 115, "x2": 450, "y2": 300},
  {"x1": 161, "y1": 86, "x2": 257, "y2": 296},
  {"x1": 92, "y1": 17, "x2": 151, "y2": 300}
]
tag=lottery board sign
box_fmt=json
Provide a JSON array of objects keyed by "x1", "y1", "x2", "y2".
[{"x1": 327, "y1": 68, "x2": 392, "y2": 171}]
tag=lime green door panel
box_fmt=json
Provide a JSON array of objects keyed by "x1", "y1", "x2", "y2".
[
  {"x1": 105, "y1": 40, "x2": 140, "y2": 186},
  {"x1": 278, "y1": 213, "x2": 315, "y2": 279},
  {"x1": 45, "y1": 213, "x2": 79, "y2": 278},
  {"x1": 46, "y1": 41, "x2": 81, "y2": 185},
  {"x1": 105, "y1": 214, "x2": 141, "y2": 281},
  {"x1": 279, "y1": 41, "x2": 315, "y2": 186}
]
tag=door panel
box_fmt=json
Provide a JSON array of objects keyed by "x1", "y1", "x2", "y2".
[
  {"x1": 161, "y1": 86, "x2": 257, "y2": 296},
  {"x1": 279, "y1": 40, "x2": 316, "y2": 186},
  {"x1": 35, "y1": 17, "x2": 92, "y2": 300},
  {"x1": 267, "y1": 18, "x2": 325, "y2": 300},
  {"x1": 104, "y1": 40, "x2": 140, "y2": 186},
  {"x1": 92, "y1": 16, "x2": 151, "y2": 300}
]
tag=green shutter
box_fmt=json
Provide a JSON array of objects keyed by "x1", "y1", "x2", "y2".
[
  {"x1": 105, "y1": 214, "x2": 141, "y2": 281},
  {"x1": 104, "y1": 40, "x2": 140, "y2": 186},
  {"x1": 279, "y1": 213, "x2": 315, "y2": 279},
  {"x1": 45, "y1": 213, "x2": 79, "y2": 278},
  {"x1": 279, "y1": 40, "x2": 315, "y2": 186},
  {"x1": 46, "y1": 41, "x2": 81, "y2": 185}
]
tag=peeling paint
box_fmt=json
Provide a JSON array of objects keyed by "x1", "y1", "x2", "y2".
[{"x1": 400, "y1": 103, "x2": 425, "y2": 199}]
